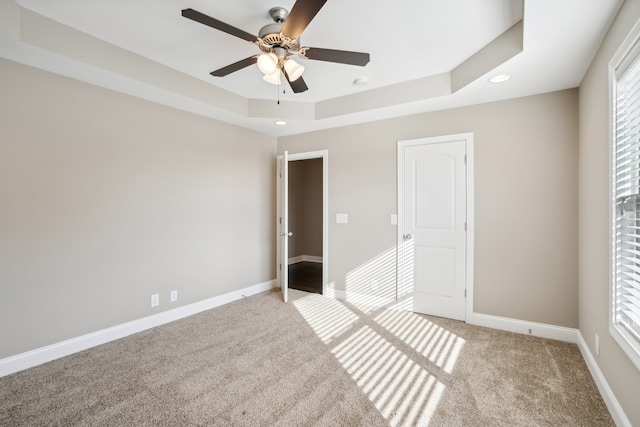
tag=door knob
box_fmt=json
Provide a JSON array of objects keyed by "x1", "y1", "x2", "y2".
[{"x1": 403, "y1": 233, "x2": 413, "y2": 240}]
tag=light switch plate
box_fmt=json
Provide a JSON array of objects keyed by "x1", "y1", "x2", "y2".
[
  {"x1": 391, "y1": 214, "x2": 398, "y2": 225},
  {"x1": 336, "y1": 213, "x2": 348, "y2": 224}
]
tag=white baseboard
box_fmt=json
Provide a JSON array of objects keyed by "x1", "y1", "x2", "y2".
[
  {"x1": 288, "y1": 255, "x2": 323, "y2": 265},
  {"x1": 331, "y1": 293, "x2": 580, "y2": 343},
  {"x1": 576, "y1": 332, "x2": 631, "y2": 427},
  {"x1": 469, "y1": 312, "x2": 580, "y2": 343},
  {"x1": 0, "y1": 279, "x2": 277, "y2": 378}
]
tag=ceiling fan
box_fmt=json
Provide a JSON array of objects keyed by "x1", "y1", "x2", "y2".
[{"x1": 181, "y1": 0, "x2": 370, "y2": 93}]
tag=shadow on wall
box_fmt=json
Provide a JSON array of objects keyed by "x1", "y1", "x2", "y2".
[{"x1": 293, "y1": 293, "x2": 465, "y2": 426}]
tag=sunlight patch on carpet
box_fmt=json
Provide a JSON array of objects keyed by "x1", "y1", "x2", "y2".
[
  {"x1": 294, "y1": 293, "x2": 459, "y2": 426},
  {"x1": 374, "y1": 309, "x2": 465, "y2": 373},
  {"x1": 332, "y1": 325, "x2": 444, "y2": 426},
  {"x1": 293, "y1": 294, "x2": 358, "y2": 344}
]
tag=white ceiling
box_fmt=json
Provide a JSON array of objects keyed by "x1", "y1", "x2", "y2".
[{"x1": 0, "y1": 0, "x2": 623, "y2": 136}]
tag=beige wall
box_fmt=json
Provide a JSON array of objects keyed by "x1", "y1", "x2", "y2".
[
  {"x1": 0, "y1": 59, "x2": 277, "y2": 358},
  {"x1": 279, "y1": 89, "x2": 579, "y2": 328},
  {"x1": 288, "y1": 158, "x2": 323, "y2": 259},
  {"x1": 579, "y1": 0, "x2": 640, "y2": 425}
]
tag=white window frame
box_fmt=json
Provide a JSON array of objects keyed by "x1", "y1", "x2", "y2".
[{"x1": 610, "y1": 18, "x2": 640, "y2": 372}]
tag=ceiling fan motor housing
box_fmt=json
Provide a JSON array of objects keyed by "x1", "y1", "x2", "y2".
[
  {"x1": 258, "y1": 24, "x2": 300, "y2": 53},
  {"x1": 258, "y1": 23, "x2": 284, "y2": 43},
  {"x1": 258, "y1": 7, "x2": 299, "y2": 56}
]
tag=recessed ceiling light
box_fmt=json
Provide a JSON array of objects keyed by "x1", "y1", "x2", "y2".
[
  {"x1": 489, "y1": 74, "x2": 511, "y2": 83},
  {"x1": 274, "y1": 120, "x2": 287, "y2": 126}
]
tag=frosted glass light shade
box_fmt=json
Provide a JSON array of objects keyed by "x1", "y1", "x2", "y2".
[
  {"x1": 284, "y1": 59, "x2": 304, "y2": 81},
  {"x1": 257, "y1": 53, "x2": 278, "y2": 75},
  {"x1": 263, "y1": 70, "x2": 281, "y2": 85}
]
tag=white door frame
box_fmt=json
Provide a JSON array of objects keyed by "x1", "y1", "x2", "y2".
[
  {"x1": 397, "y1": 133, "x2": 475, "y2": 320},
  {"x1": 276, "y1": 150, "x2": 329, "y2": 295}
]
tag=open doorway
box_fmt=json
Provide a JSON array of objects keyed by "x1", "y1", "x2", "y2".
[
  {"x1": 288, "y1": 158, "x2": 323, "y2": 294},
  {"x1": 276, "y1": 150, "x2": 328, "y2": 302}
]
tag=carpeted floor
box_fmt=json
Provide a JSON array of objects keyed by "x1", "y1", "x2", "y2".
[{"x1": 0, "y1": 289, "x2": 613, "y2": 426}]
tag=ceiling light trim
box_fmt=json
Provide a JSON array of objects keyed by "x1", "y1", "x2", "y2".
[{"x1": 489, "y1": 74, "x2": 511, "y2": 83}]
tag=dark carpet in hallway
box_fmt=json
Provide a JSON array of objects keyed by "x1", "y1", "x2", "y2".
[{"x1": 288, "y1": 261, "x2": 322, "y2": 294}]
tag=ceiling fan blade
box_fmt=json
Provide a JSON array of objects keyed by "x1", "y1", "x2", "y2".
[
  {"x1": 182, "y1": 8, "x2": 256, "y2": 42},
  {"x1": 281, "y1": 0, "x2": 327, "y2": 40},
  {"x1": 210, "y1": 56, "x2": 257, "y2": 77},
  {"x1": 284, "y1": 70, "x2": 309, "y2": 93},
  {"x1": 303, "y1": 47, "x2": 370, "y2": 66}
]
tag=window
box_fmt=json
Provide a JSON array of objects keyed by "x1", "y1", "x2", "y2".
[{"x1": 611, "y1": 22, "x2": 640, "y2": 371}]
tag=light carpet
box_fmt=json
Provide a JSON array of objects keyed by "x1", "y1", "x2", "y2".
[{"x1": 0, "y1": 289, "x2": 613, "y2": 426}]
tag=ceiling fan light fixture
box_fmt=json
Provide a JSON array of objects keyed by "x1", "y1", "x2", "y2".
[
  {"x1": 257, "y1": 53, "x2": 279, "y2": 75},
  {"x1": 284, "y1": 59, "x2": 305, "y2": 82},
  {"x1": 263, "y1": 70, "x2": 282, "y2": 85}
]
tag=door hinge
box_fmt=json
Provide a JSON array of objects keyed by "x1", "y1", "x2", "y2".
[
  {"x1": 464, "y1": 222, "x2": 467, "y2": 231},
  {"x1": 279, "y1": 263, "x2": 281, "y2": 271},
  {"x1": 464, "y1": 155, "x2": 467, "y2": 164},
  {"x1": 465, "y1": 289, "x2": 467, "y2": 298},
  {"x1": 279, "y1": 217, "x2": 282, "y2": 224}
]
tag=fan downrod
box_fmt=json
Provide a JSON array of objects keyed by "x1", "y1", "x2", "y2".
[{"x1": 269, "y1": 7, "x2": 288, "y2": 23}]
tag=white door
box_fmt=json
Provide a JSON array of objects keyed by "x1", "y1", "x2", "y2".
[
  {"x1": 398, "y1": 137, "x2": 468, "y2": 321},
  {"x1": 277, "y1": 151, "x2": 291, "y2": 302}
]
